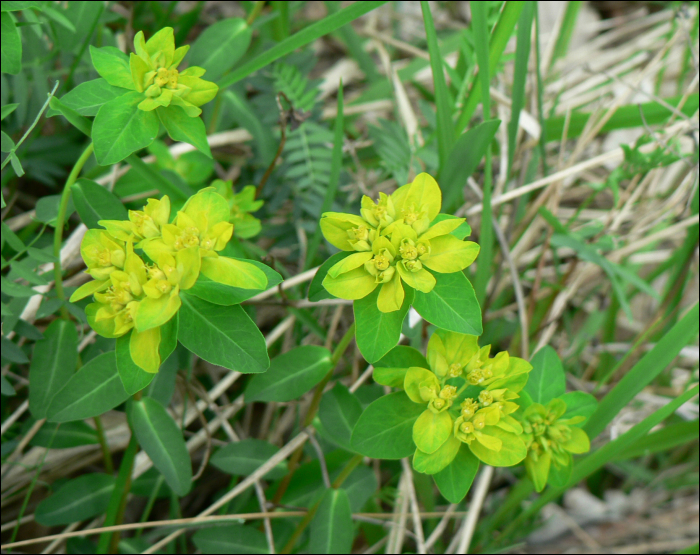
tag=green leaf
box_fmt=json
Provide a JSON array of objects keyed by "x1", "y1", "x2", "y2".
[
  {"x1": 318, "y1": 383, "x2": 363, "y2": 451},
  {"x1": 193, "y1": 525, "x2": 268, "y2": 554},
  {"x1": 188, "y1": 18, "x2": 252, "y2": 82},
  {"x1": 442, "y1": 119, "x2": 501, "y2": 212},
  {"x1": 29, "y1": 420, "x2": 98, "y2": 448},
  {"x1": 308, "y1": 488, "x2": 353, "y2": 554},
  {"x1": 128, "y1": 396, "x2": 192, "y2": 496},
  {"x1": 117, "y1": 317, "x2": 178, "y2": 394},
  {"x1": 585, "y1": 303, "x2": 699, "y2": 439},
  {"x1": 71, "y1": 178, "x2": 127, "y2": 229},
  {"x1": 35, "y1": 194, "x2": 73, "y2": 226},
  {"x1": 1, "y1": 336, "x2": 28, "y2": 362},
  {"x1": 2, "y1": 220, "x2": 25, "y2": 251},
  {"x1": 1, "y1": 374, "x2": 16, "y2": 396},
  {"x1": 1, "y1": 130, "x2": 14, "y2": 152},
  {"x1": 1, "y1": 12, "x2": 21, "y2": 75},
  {"x1": 50, "y1": 78, "x2": 125, "y2": 117},
  {"x1": 522, "y1": 346, "x2": 566, "y2": 405},
  {"x1": 93, "y1": 92, "x2": 159, "y2": 166},
  {"x1": 89, "y1": 45, "x2": 133, "y2": 90},
  {"x1": 46, "y1": 352, "x2": 129, "y2": 423},
  {"x1": 432, "y1": 214, "x2": 472, "y2": 239},
  {"x1": 1, "y1": 2, "x2": 44, "y2": 12},
  {"x1": 245, "y1": 345, "x2": 332, "y2": 402},
  {"x1": 506, "y1": 2, "x2": 535, "y2": 179},
  {"x1": 351, "y1": 391, "x2": 425, "y2": 459},
  {"x1": 1, "y1": 102, "x2": 18, "y2": 120},
  {"x1": 49, "y1": 96, "x2": 93, "y2": 137},
  {"x1": 28, "y1": 319, "x2": 78, "y2": 419},
  {"x1": 8, "y1": 150, "x2": 24, "y2": 177},
  {"x1": 412, "y1": 270, "x2": 482, "y2": 335},
  {"x1": 376, "y1": 345, "x2": 428, "y2": 369},
  {"x1": 434, "y1": 445, "x2": 480, "y2": 503},
  {"x1": 308, "y1": 251, "x2": 351, "y2": 301},
  {"x1": 354, "y1": 285, "x2": 413, "y2": 364},
  {"x1": 35, "y1": 473, "x2": 115, "y2": 526},
  {"x1": 210, "y1": 439, "x2": 287, "y2": 480},
  {"x1": 421, "y1": 1, "x2": 453, "y2": 172},
  {"x1": 178, "y1": 293, "x2": 269, "y2": 373},
  {"x1": 468, "y1": 426, "x2": 527, "y2": 467},
  {"x1": 157, "y1": 105, "x2": 211, "y2": 158},
  {"x1": 220, "y1": 1, "x2": 388, "y2": 88},
  {"x1": 42, "y1": 5, "x2": 75, "y2": 32},
  {"x1": 560, "y1": 391, "x2": 597, "y2": 426},
  {"x1": 188, "y1": 261, "x2": 281, "y2": 305},
  {"x1": 26, "y1": 247, "x2": 58, "y2": 263}
]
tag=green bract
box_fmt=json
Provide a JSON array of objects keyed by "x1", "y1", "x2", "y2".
[
  {"x1": 520, "y1": 399, "x2": 592, "y2": 492},
  {"x1": 372, "y1": 328, "x2": 532, "y2": 475},
  {"x1": 211, "y1": 179, "x2": 263, "y2": 239},
  {"x1": 320, "y1": 173, "x2": 480, "y2": 313},
  {"x1": 71, "y1": 189, "x2": 268, "y2": 373}
]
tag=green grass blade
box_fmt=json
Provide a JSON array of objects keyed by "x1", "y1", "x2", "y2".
[
  {"x1": 552, "y1": 1, "x2": 582, "y2": 64},
  {"x1": 470, "y1": 1, "x2": 493, "y2": 305},
  {"x1": 326, "y1": 1, "x2": 380, "y2": 82},
  {"x1": 305, "y1": 82, "x2": 344, "y2": 270},
  {"x1": 509, "y1": 385, "x2": 699, "y2": 535},
  {"x1": 616, "y1": 418, "x2": 699, "y2": 460},
  {"x1": 421, "y1": 1, "x2": 454, "y2": 172},
  {"x1": 585, "y1": 302, "x2": 699, "y2": 439},
  {"x1": 219, "y1": 1, "x2": 387, "y2": 89},
  {"x1": 507, "y1": 1, "x2": 535, "y2": 179},
  {"x1": 455, "y1": 1, "x2": 525, "y2": 135}
]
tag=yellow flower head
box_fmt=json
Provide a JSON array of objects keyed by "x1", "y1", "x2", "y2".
[
  {"x1": 320, "y1": 173, "x2": 480, "y2": 313},
  {"x1": 129, "y1": 28, "x2": 218, "y2": 116}
]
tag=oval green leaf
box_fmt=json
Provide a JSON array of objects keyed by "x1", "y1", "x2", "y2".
[
  {"x1": 29, "y1": 420, "x2": 98, "y2": 449},
  {"x1": 35, "y1": 473, "x2": 115, "y2": 526},
  {"x1": 178, "y1": 293, "x2": 269, "y2": 373},
  {"x1": 188, "y1": 261, "x2": 282, "y2": 306},
  {"x1": 128, "y1": 397, "x2": 192, "y2": 497},
  {"x1": 350, "y1": 391, "x2": 425, "y2": 459},
  {"x1": 523, "y1": 346, "x2": 566, "y2": 405},
  {"x1": 433, "y1": 444, "x2": 480, "y2": 503},
  {"x1": 245, "y1": 345, "x2": 332, "y2": 402},
  {"x1": 308, "y1": 488, "x2": 354, "y2": 555},
  {"x1": 188, "y1": 18, "x2": 252, "y2": 82},
  {"x1": 157, "y1": 105, "x2": 211, "y2": 158},
  {"x1": 318, "y1": 383, "x2": 363, "y2": 451},
  {"x1": 29, "y1": 319, "x2": 78, "y2": 419},
  {"x1": 210, "y1": 438, "x2": 287, "y2": 480},
  {"x1": 46, "y1": 352, "x2": 129, "y2": 423},
  {"x1": 354, "y1": 286, "x2": 414, "y2": 364},
  {"x1": 71, "y1": 178, "x2": 127, "y2": 229},
  {"x1": 307, "y1": 251, "x2": 351, "y2": 302},
  {"x1": 412, "y1": 270, "x2": 482, "y2": 335},
  {"x1": 192, "y1": 525, "x2": 268, "y2": 555}
]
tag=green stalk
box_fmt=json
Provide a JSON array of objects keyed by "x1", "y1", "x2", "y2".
[
  {"x1": 53, "y1": 142, "x2": 94, "y2": 317},
  {"x1": 94, "y1": 415, "x2": 114, "y2": 474},
  {"x1": 272, "y1": 323, "x2": 356, "y2": 505},
  {"x1": 97, "y1": 433, "x2": 139, "y2": 554},
  {"x1": 280, "y1": 454, "x2": 363, "y2": 554},
  {"x1": 246, "y1": 1, "x2": 265, "y2": 26},
  {"x1": 471, "y1": 2, "x2": 493, "y2": 306}
]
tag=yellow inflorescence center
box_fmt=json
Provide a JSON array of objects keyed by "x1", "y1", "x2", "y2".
[
  {"x1": 399, "y1": 241, "x2": 418, "y2": 260},
  {"x1": 448, "y1": 363, "x2": 463, "y2": 377},
  {"x1": 403, "y1": 205, "x2": 420, "y2": 225},
  {"x1": 461, "y1": 421, "x2": 474, "y2": 434},
  {"x1": 373, "y1": 255, "x2": 390, "y2": 271}
]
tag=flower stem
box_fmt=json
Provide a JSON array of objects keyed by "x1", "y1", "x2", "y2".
[
  {"x1": 246, "y1": 0, "x2": 265, "y2": 26},
  {"x1": 280, "y1": 454, "x2": 363, "y2": 554},
  {"x1": 93, "y1": 415, "x2": 114, "y2": 474},
  {"x1": 272, "y1": 323, "x2": 356, "y2": 505},
  {"x1": 53, "y1": 141, "x2": 94, "y2": 317}
]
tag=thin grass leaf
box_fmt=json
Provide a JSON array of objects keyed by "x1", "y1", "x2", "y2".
[
  {"x1": 219, "y1": 1, "x2": 387, "y2": 88},
  {"x1": 585, "y1": 302, "x2": 699, "y2": 439},
  {"x1": 455, "y1": 1, "x2": 525, "y2": 135},
  {"x1": 421, "y1": 1, "x2": 454, "y2": 172},
  {"x1": 552, "y1": 1, "x2": 582, "y2": 64},
  {"x1": 507, "y1": 1, "x2": 535, "y2": 179},
  {"x1": 471, "y1": 1, "x2": 493, "y2": 305}
]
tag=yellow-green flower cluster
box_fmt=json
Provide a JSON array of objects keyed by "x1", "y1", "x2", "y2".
[
  {"x1": 71, "y1": 189, "x2": 267, "y2": 373},
  {"x1": 129, "y1": 28, "x2": 218, "y2": 116},
  {"x1": 520, "y1": 400, "x2": 591, "y2": 491},
  {"x1": 320, "y1": 173, "x2": 480, "y2": 313},
  {"x1": 211, "y1": 179, "x2": 263, "y2": 239},
  {"x1": 401, "y1": 329, "x2": 532, "y2": 474}
]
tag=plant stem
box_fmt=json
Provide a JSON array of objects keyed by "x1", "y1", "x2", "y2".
[
  {"x1": 53, "y1": 141, "x2": 94, "y2": 317},
  {"x1": 94, "y1": 416, "x2": 114, "y2": 474},
  {"x1": 272, "y1": 323, "x2": 356, "y2": 504},
  {"x1": 280, "y1": 454, "x2": 363, "y2": 554},
  {"x1": 246, "y1": 0, "x2": 265, "y2": 26}
]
